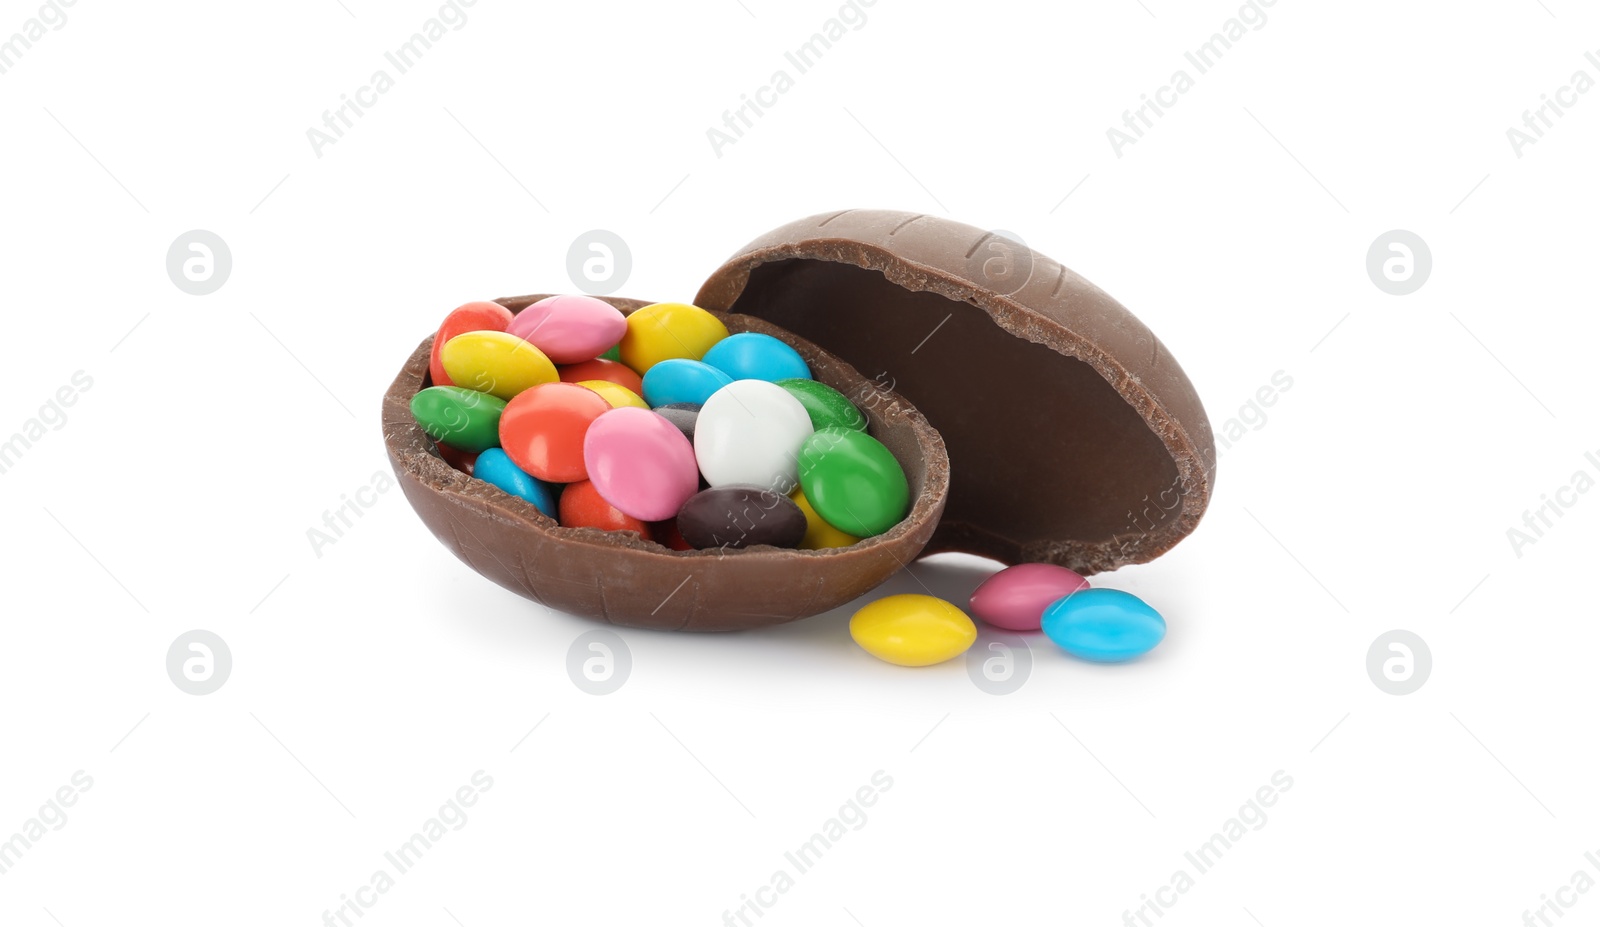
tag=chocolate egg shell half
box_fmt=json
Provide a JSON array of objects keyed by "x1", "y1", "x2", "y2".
[{"x1": 383, "y1": 295, "x2": 948, "y2": 632}]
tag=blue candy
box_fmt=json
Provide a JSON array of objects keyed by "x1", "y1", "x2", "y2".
[
  {"x1": 1040, "y1": 589, "x2": 1165, "y2": 663},
  {"x1": 701, "y1": 332, "x2": 811, "y2": 382},
  {"x1": 474, "y1": 448, "x2": 559, "y2": 518},
  {"x1": 641, "y1": 359, "x2": 733, "y2": 408}
]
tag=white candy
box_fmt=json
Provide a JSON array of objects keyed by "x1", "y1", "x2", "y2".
[{"x1": 694, "y1": 379, "x2": 815, "y2": 490}]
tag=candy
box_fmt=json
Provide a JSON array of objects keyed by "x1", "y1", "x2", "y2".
[
  {"x1": 1040, "y1": 589, "x2": 1165, "y2": 663},
  {"x1": 410, "y1": 386, "x2": 507, "y2": 453},
  {"x1": 434, "y1": 441, "x2": 478, "y2": 475},
  {"x1": 790, "y1": 486, "x2": 860, "y2": 550},
  {"x1": 473, "y1": 448, "x2": 559, "y2": 518},
  {"x1": 849, "y1": 594, "x2": 977, "y2": 667},
  {"x1": 701, "y1": 332, "x2": 810, "y2": 382},
  {"x1": 558, "y1": 480, "x2": 649, "y2": 537},
  {"x1": 694, "y1": 380, "x2": 814, "y2": 489},
  {"x1": 429, "y1": 301, "x2": 513, "y2": 388},
  {"x1": 618, "y1": 302, "x2": 729, "y2": 375},
  {"x1": 584, "y1": 407, "x2": 701, "y2": 522},
  {"x1": 776, "y1": 378, "x2": 867, "y2": 433},
  {"x1": 504, "y1": 294, "x2": 627, "y2": 364},
  {"x1": 651, "y1": 519, "x2": 694, "y2": 551},
  {"x1": 797, "y1": 428, "x2": 909, "y2": 537},
  {"x1": 641, "y1": 359, "x2": 733, "y2": 408},
  {"x1": 440, "y1": 331, "x2": 558, "y2": 401},
  {"x1": 599, "y1": 344, "x2": 622, "y2": 362},
  {"x1": 498, "y1": 382, "x2": 611, "y2": 482},
  {"x1": 676, "y1": 485, "x2": 806, "y2": 550},
  {"x1": 578, "y1": 379, "x2": 649, "y2": 409},
  {"x1": 559, "y1": 357, "x2": 643, "y2": 395},
  {"x1": 969, "y1": 563, "x2": 1090, "y2": 632},
  {"x1": 654, "y1": 403, "x2": 700, "y2": 443}
]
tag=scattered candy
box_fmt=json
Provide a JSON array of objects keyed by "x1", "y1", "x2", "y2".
[
  {"x1": 969, "y1": 563, "x2": 1090, "y2": 632},
  {"x1": 641, "y1": 358, "x2": 734, "y2": 408},
  {"x1": 776, "y1": 378, "x2": 867, "y2": 433},
  {"x1": 578, "y1": 379, "x2": 649, "y2": 409},
  {"x1": 440, "y1": 330, "x2": 558, "y2": 401},
  {"x1": 654, "y1": 403, "x2": 700, "y2": 443},
  {"x1": 498, "y1": 382, "x2": 611, "y2": 482},
  {"x1": 694, "y1": 379, "x2": 814, "y2": 489},
  {"x1": 701, "y1": 332, "x2": 811, "y2": 382},
  {"x1": 849, "y1": 594, "x2": 977, "y2": 667},
  {"x1": 676, "y1": 484, "x2": 806, "y2": 550},
  {"x1": 797, "y1": 428, "x2": 909, "y2": 538},
  {"x1": 504, "y1": 294, "x2": 627, "y2": 364},
  {"x1": 790, "y1": 486, "x2": 860, "y2": 550},
  {"x1": 429, "y1": 301, "x2": 513, "y2": 388},
  {"x1": 558, "y1": 479, "x2": 650, "y2": 537},
  {"x1": 619, "y1": 302, "x2": 729, "y2": 375},
  {"x1": 584, "y1": 407, "x2": 701, "y2": 522},
  {"x1": 1040, "y1": 588, "x2": 1165, "y2": 663},
  {"x1": 410, "y1": 386, "x2": 507, "y2": 453},
  {"x1": 473, "y1": 448, "x2": 559, "y2": 518},
  {"x1": 559, "y1": 357, "x2": 643, "y2": 395}
]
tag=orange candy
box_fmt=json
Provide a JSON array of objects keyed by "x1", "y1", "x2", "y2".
[
  {"x1": 498, "y1": 383, "x2": 611, "y2": 482},
  {"x1": 558, "y1": 358, "x2": 643, "y2": 395},
  {"x1": 429, "y1": 301, "x2": 513, "y2": 387},
  {"x1": 559, "y1": 480, "x2": 650, "y2": 537}
]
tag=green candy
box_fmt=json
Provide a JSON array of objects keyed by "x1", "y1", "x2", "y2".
[
  {"x1": 776, "y1": 378, "x2": 867, "y2": 433},
  {"x1": 410, "y1": 386, "x2": 507, "y2": 453},
  {"x1": 797, "y1": 428, "x2": 909, "y2": 537},
  {"x1": 599, "y1": 344, "x2": 622, "y2": 362}
]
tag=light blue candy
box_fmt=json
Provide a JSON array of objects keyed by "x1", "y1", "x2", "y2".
[
  {"x1": 701, "y1": 332, "x2": 811, "y2": 382},
  {"x1": 641, "y1": 359, "x2": 733, "y2": 408},
  {"x1": 474, "y1": 448, "x2": 559, "y2": 518},
  {"x1": 1040, "y1": 588, "x2": 1165, "y2": 663}
]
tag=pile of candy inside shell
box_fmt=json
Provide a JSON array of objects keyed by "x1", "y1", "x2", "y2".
[{"x1": 410, "y1": 296, "x2": 910, "y2": 553}]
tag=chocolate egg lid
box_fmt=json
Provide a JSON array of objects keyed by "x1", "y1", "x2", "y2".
[{"x1": 695, "y1": 209, "x2": 1215, "y2": 574}]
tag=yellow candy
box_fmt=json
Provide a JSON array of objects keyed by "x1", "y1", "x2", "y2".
[
  {"x1": 440, "y1": 331, "x2": 557, "y2": 401},
  {"x1": 849, "y1": 594, "x2": 977, "y2": 667},
  {"x1": 619, "y1": 302, "x2": 729, "y2": 375},
  {"x1": 578, "y1": 379, "x2": 648, "y2": 410},
  {"x1": 791, "y1": 487, "x2": 860, "y2": 550}
]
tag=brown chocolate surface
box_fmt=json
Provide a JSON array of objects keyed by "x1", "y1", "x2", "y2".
[
  {"x1": 383, "y1": 295, "x2": 949, "y2": 632},
  {"x1": 697, "y1": 210, "x2": 1215, "y2": 573}
]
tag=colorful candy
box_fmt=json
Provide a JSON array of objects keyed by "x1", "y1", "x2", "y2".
[
  {"x1": 1040, "y1": 589, "x2": 1165, "y2": 662},
  {"x1": 410, "y1": 386, "x2": 507, "y2": 453},
  {"x1": 797, "y1": 428, "x2": 909, "y2": 537},
  {"x1": 654, "y1": 403, "x2": 700, "y2": 443},
  {"x1": 694, "y1": 380, "x2": 814, "y2": 489},
  {"x1": 676, "y1": 485, "x2": 806, "y2": 550},
  {"x1": 790, "y1": 486, "x2": 860, "y2": 550},
  {"x1": 559, "y1": 357, "x2": 643, "y2": 394},
  {"x1": 776, "y1": 378, "x2": 867, "y2": 433},
  {"x1": 619, "y1": 302, "x2": 729, "y2": 375},
  {"x1": 641, "y1": 358, "x2": 733, "y2": 408},
  {"x1": 440, "y1": 331, "x2": 558, "y2": 401},
  {"x1": 473, "y1": 448, "x2": 559, "y2": 518},
  {"x1": 504, "y1": 294, "x2": 627, "y2": 364},
  {"x1": 583, "y1": 407, "x2": 701, "y2": 522},
  {"x1": 429, "y1": 301, "x2": 513, "y2": 387},
  {"x1": 558, "y1": 479, "x2": 649, "y2": 537},
  {"x1": 578, "y1": 379, "x2": 649, "y2": 409},
  {"x1": 498, "y1": 382, "x2": 611, "y2": 482},
  {"x1": 701, "y1": 332, "x2": 811, "y2": 382},
  {"x1": 849, "y1": 594, "x2": 977, "y2": 666},
  {"x1": 969, "y1": 563, "x2": 1090, "y2": 631}
]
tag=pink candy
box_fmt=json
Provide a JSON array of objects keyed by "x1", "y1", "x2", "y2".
[
  {"x1": 969, "y1": 563, "x2": 1090, "y2": 631},
  {"x1": 505, "y1": 294, "x2": 628, "y2": 365},
  {"x1": 583, "y1": 407, "x2": 699, "y2": 522}
]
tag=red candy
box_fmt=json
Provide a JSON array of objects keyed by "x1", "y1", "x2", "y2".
[
  {"x1": 434, "y1": 441, "x2": 478, "y2": 475},
  {"x1": 558, "y1": 357, "x2": 643, "y2": 395},
  {"x1": 559, "y1": 480, "x2": 650, "y2": 537},
  {"x1": 429, "y1": 301, "x2": 514, "y2": 388},
  {"x1": 651, "y1": 519, "x2": 694, "y2": 551},
  {"x1": 499, "y1": 382, "x2": 611, "y2": 483}
]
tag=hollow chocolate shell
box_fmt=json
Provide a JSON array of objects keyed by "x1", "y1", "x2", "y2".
[
  {"x1": 696, "y1": 210, "x2": 1215, "y2": 573},
  {"x1": 383, "y1": 295, "x2": 949, "y2": 632}
]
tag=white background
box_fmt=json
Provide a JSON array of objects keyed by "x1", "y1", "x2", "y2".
[{"x1": 2, "y1": 1, "x2": 1597, "y2": 924}]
